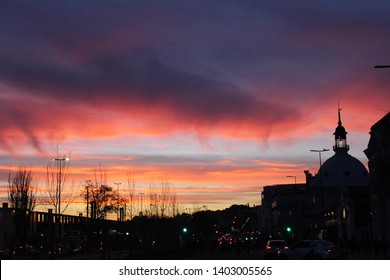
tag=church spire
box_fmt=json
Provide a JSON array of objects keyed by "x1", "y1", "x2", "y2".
[{"x1": 333, "y1": 104, "x2": 349, "y2": 152}]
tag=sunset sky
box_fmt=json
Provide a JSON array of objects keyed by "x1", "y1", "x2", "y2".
[{"x1": 1, "y1": 1, "x2": 390, "y2": 216}]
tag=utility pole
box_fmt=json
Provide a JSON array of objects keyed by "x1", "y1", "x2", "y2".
[
  {"x1": 51, "y1": 156, "x2": 69, "y2": 258},
  {"x1": 139, "y1": 192, "x2": 146, "y2": 217},
  {"x1": 86, "y1": 184, "x2": 90, "y2": 218},
  {"x1": 286, "y1": 175, "x2": 298, "y2": 237},
  {"x1": 114, "y1": 182, "x2": 122, "y2": 221},
  {"x1": 51, "y1": 157, "x2": 69, "y2": 216},
  {"x1": 310, "y1": 149, "x2": 329, "y2": 239}
]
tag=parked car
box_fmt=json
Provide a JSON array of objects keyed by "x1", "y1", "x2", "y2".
[
  {"x1": 0, "y1": 248, "x2": 11, "y2": 259},
  {"x1": 264, "y1": 240, "x2": 288, "y2": 259},
  {"x1": 278, "y1": 239, "x2": 339, "y2": 260}
]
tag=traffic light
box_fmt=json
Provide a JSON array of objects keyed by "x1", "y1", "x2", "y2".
[
  {"x1": 286, "y1": 227, "x2": 292, "y2": 233},
  {"x1": 182, "y1": 227, "x2": 188, "y2": 233}
]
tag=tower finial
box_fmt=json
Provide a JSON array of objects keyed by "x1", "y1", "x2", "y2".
[{"x1": 338, "y1": 101, "x2": 342, "y2": 126}]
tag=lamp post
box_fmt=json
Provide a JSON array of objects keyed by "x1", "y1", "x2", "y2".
[
  {"x1": 139, "y1": 192, "x2": 146, "y2": 217},
  {"x1": 310, "y1": 149, "x2": 329, "y2": 239},
  {"x1": 51, "y1": 157, "x2": 70, "y2": 215},
  {"x1": 114, "y1": 182, "x2": 123, "y2": 221},
  {"x1": 310, "y1": 149, "x2": 329, "y2": 168},
  {"x1": 51, "y1": 157, "x2": 69, "y2": 258},
  {"x1": 287, "y1": 175, "x2": 298, "y2": 238},
  {"x1": 85, "y1": 183, "x2": 90, "y2": 218}
]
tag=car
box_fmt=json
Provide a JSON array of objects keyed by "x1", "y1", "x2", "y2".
[
  {"x1": 277, "y1": 239, "x2": 339, "y2": 260},
  {"x1": 264, "y1": 240, "x2": 288, "y2": 259},
  {"x1": 0, "y1": 248, "x2": 11, "y2": 259}
]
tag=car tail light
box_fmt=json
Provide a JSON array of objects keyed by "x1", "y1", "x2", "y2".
[
  {"x1": 266, "y1": 246, "x2": 271, "y2": 249},
  {"x1": 284, "y1": 246, "x2": 289, "y2": 249}
]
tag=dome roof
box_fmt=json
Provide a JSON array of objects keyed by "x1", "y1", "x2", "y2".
[{"x1": 317, "y1": 150, "x2": 369, "y2": 187}]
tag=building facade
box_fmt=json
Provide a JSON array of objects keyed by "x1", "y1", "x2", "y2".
[
  {"x1": 261, "y1": 183, "x2": 309, "y2": 241},
  {"x1": 307, "y1": 109, "x2": 370, "y2": 243},
  {"x1": 365, "y1": 112, "x2": 390, "y2": 244},
  {"x1": 261, "y1": 110, "x2": 371, "y2": 246}
]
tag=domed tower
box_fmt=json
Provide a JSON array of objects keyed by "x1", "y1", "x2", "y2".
[
  {"x1": 309, "y1": 107, "x2": 370, "y2": 242},
  {"x1": 333, "y1": 107, "x2": 349, "y2": 151},
  {"x1": 318, "y1": 108, "x2": 368, "y2": 187}
]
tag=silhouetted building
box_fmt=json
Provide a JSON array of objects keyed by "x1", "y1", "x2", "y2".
[
  {"x1": 365, "y1": 112, "x2": 390, "y2": 244},
  {"x1": 261, "y1": 183, "x2": 309, "y2": 241},
  {"x1": 307, "y1": 109, "x2": 370, "y2": 243},
  {"x1": 261, "y1": 110, "x2": 371, "y2": 246}
]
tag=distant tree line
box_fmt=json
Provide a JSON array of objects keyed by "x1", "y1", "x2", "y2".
[{"x1": 6, "y1": 150, "x2": 180, "y2": 221}]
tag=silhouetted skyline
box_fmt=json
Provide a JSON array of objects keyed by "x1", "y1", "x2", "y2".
[{"x1": 1, "y1": 1, "x2": 390, "y2": 214}]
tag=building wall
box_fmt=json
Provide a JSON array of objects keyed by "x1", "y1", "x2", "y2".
[
  {"x1": 261, "y1": 183, "x2": 309, "y2": 241},
  {"x1": 365, "y1": 112, "x2": 390, "y2": 243}
]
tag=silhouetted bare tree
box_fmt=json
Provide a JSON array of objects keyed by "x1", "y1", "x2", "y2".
[
  {"x1": 7, "y1": 166, "x2": 37, "y2": 246},
  {"x1": 148, "y1": 175, "x2": 179, "y2": 218},
  {"x1": 7, "y1": 166, "x2": 36, "y2": 211},
  {"x1": 159, "y1": 176, "x2": 174, "y2": 218}
]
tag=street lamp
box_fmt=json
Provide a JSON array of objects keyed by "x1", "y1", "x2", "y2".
[
  {"x1": 51, "y1": 156, "x2": 69, "y2": 258},
  {"x1": 286, "y1": 175, "x2": 298, "y2": 237},
  {"x1": 114, "y1": 182, "x2": 122, "y2": 221},
  {"x1": 139, "y1": 192, "x2": 146, "y2": 217},
  {"x1": 51, "y1": 157, "x2": 70, "y2": 215},
  {"x1": 310, "y1": 149, "x2": 329, "y2": 239},
  {"x1": 310, "y1": 149, "x2": 329, "y2": 168}
]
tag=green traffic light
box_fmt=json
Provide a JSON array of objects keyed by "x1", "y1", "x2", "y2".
[
  {"x1": 286, "y1": 227, "x2": 292, "y2": 232},
  {"x1": 182, "y1": 227, "x2": 188, "y2": 233}
]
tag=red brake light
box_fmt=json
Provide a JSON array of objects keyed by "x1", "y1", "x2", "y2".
[{"x1": 266, "y1": 246, "x2": 271, "y2": 249}]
